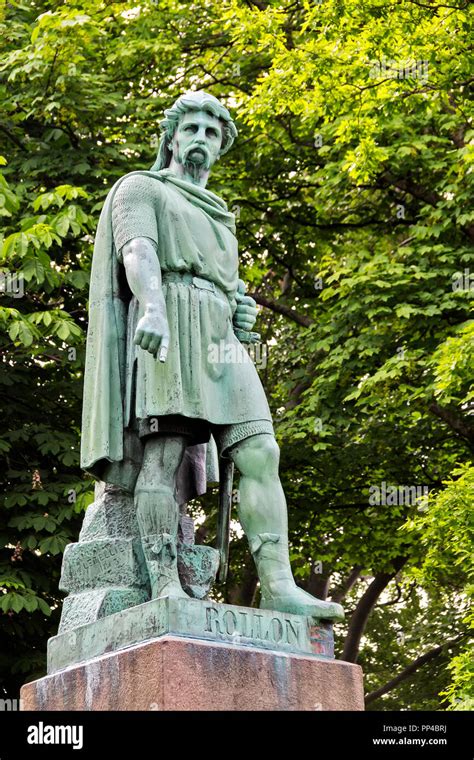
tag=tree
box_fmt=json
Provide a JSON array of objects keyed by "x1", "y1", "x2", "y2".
[
  {"x1": 403, "y1": 464, "x2": 474, "y2": 709},
  {"x1": 0, "y1": 0, "x2": 472, "y2": 707}
]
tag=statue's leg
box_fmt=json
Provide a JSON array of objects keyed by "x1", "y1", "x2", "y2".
[
  {"x1": 228, "y1": 433, "x2": 344, "y2": 621},
  {"x1": 135, "y1": 433, "x2": 189, "y2": 599}
]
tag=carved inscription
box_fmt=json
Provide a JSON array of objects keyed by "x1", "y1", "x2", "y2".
[
  {"x1": 61, "y1": 540, "x2": 139, "y2": 592},
  {"x1": 204, "y1": 605, "x2": 302, "y2": 647}
]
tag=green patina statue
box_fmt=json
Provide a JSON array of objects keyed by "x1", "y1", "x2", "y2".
[{"x1": 59, "y1": 91, "x2": 343, "y2": 636}]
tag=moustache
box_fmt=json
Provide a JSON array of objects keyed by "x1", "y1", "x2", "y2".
[{"x1": 183, "y1": 143, "x2": 211, "y2": 166}]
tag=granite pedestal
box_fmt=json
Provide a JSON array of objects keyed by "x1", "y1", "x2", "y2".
[{"x1": 21, "y1": 598, "x2": 364, "y2": 711}]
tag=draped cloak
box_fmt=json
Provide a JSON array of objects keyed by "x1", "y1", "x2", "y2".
[{"x1": 80, "y1": 169, "x2": 272, "y2": 500}]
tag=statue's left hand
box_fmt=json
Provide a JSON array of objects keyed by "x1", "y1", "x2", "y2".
[{"x1": 233, "y1": 280, "x2": 257, "y2": 332}]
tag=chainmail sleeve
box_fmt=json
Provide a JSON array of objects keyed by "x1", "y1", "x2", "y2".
[{"x1": 111, "y1": 174, "x2": 160, "y2": 262}]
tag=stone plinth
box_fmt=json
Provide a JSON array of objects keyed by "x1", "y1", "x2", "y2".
[
  {"x1": 21, "y1": 635, "x2": 364, "y2": 711},
  {"x1": 21, "y1": 597, "x2": 363, "y2": 711},
  {"x1": 45, "y1": 597, "x2": 335, "y2": 674}
]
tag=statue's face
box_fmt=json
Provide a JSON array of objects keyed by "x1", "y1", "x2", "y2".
[{"x1": 171, "y1": 109, "x2": 223, "y2": 173}]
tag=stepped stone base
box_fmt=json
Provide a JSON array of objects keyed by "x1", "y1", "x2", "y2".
[
  {"x1": 21, "y1": 635, "x2": 364, "y2": 711},
  {"x1": 21, "y1": 597, "x2": 364, "y2": 711}
]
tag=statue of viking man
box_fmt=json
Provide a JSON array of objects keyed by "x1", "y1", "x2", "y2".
[{"x1": 80, "y1": 90, "x2": 343, "y2": 621}]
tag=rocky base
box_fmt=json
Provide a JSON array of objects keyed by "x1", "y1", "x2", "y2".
[{"x1": 58, "y1": 482, "x2": 219, "y2": 633}]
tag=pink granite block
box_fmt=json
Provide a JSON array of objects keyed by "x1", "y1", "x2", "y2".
[{"x1": 21, "y1": 636, "x2": 364, "y2": 711}]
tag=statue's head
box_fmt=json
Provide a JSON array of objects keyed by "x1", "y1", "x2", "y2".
[{"x1": 151, "y1": 90, "x2": 237, "y2": 174}]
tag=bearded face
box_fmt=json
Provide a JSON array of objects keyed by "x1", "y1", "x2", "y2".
[{"x1": 170, "y1": 109, "x2": 224, "y2": 180}]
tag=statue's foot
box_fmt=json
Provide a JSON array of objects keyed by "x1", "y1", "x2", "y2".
[
  {"x1": 248, "y1": 533, "x2": 344, "y2": 621},
  {"x1": 146, "y1": 557, "x2": 190, "y2": 601},
  {"x1": 260, "y1": 570, "x2": 344, "y2": 622},
  {"x1": 141, "y1": 530, "x2": 190, "y2": 601},
  {"x1": 260, "y1": 582, "x2": 344, "y2": 622},
  {"x1": 151, "y1": 578, "x2": 189, "y2": 600}
]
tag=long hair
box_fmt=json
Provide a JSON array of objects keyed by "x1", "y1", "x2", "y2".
[{"x1": 150, "y1": 91, "x2": 238, "y2": 171}]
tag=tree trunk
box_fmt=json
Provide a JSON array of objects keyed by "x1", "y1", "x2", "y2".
[
  {"x1": 226, "y1": 561, "x2": 258, "y2": 607},
  {"x1": 429, "y1": 401, "x2": 474, "y2": 449},
  {"x1": 365, "y1": 635, "x2": 466, "y2": 706},
  {"x1": 305, "y1": 562, "x2": 330, "y2": 599},
  {"x1": 330, "y1": 565, "x2": 363, "y2": 603},
  {"x1": 342, "y1": 557, "x2": 407, "y2": 663}
]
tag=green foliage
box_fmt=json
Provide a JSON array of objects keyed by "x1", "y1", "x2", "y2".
[
  {"x1": 0, "y1": 0, "x2": 472, "y2": 708},
  {"x1": 430, "y1": 322, "x2": 474, "y2": 405},
  {"x1": 441, "y1": 633, "x2": 474, "y2": 711},
  {"x1": 358, "y1": 584, "x2": 466, "y2": 711},
  {"x1": 404, "y1": 464, "x2": 474, "y2": 587},
  {"x1": 403, "y1": 466, "x2": 473, "y2": 707}
]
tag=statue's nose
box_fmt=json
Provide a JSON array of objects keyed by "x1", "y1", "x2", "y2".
[{"x1": 196, "y1": 127, "x2": 209, "y2": 141}]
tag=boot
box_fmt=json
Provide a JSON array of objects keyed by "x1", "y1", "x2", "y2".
[
  {"x1": 135, "y1": 485, "x2": 188, "y2": 600},
  {"x1": 249, "y1": 533, "x2": 344, "y2": 621}
]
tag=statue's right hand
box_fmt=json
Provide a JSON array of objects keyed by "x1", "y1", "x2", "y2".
[{"x1": 134, "y1": 304, "x2": 170, "y2": 362}]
